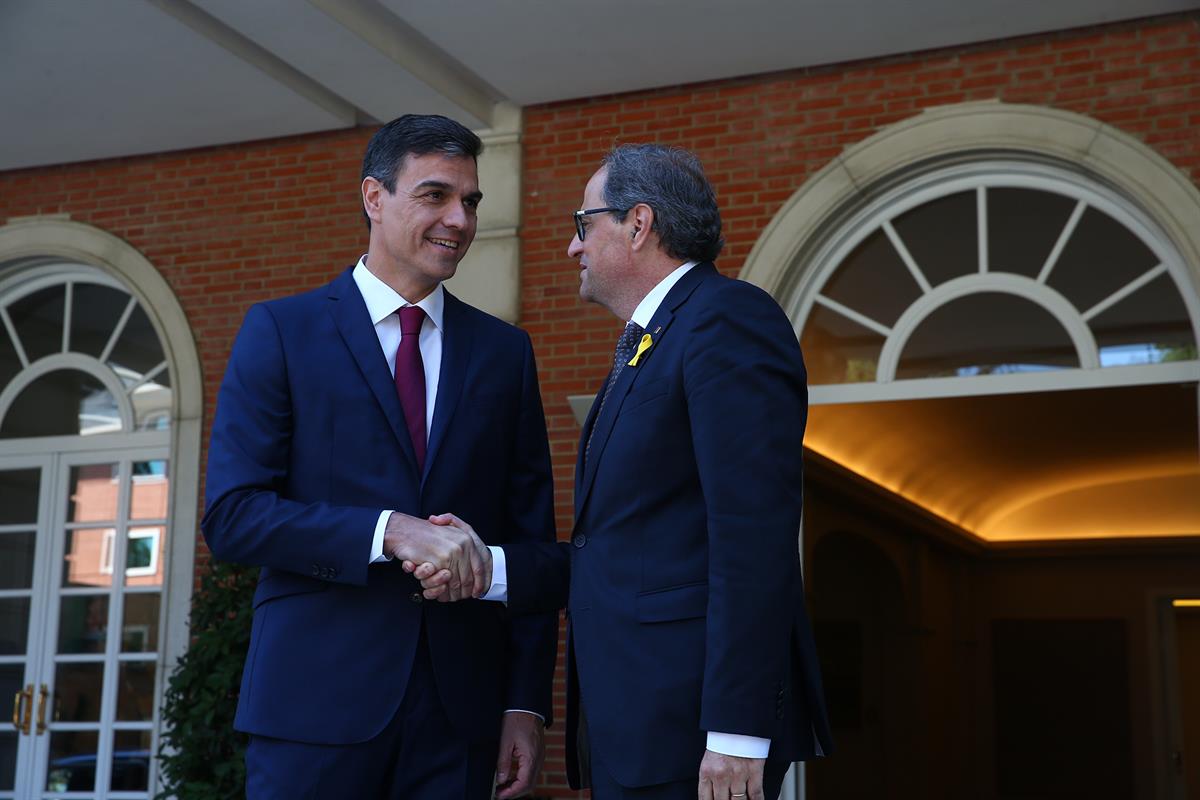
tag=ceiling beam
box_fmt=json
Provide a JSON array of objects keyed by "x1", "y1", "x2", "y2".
[
  {"x1": 145, "y1": 0, "x2": 368, "y2": 126},
  {"x1": 308, "y1": 0, "x2": 503, "y2": 128}
]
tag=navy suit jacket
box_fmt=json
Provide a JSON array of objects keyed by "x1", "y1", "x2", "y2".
[
  {"x1": 202, "y1": 267, "x2": 557, "y2": 746},
  {"x1": 506, "y1": 263, "x2": 832, "y2": 788}
]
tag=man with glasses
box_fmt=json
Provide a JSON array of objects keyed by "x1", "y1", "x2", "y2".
[{"x1": 420, "y1": 144, "x2": 831, "y2": 800}]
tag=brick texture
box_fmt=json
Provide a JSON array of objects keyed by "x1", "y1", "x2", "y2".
[{"x1": 0, "y1": 11, "x2": 1196, "y2": 798}]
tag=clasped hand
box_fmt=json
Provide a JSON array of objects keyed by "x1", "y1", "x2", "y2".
[{"x1": 383, "y1": 512, "x2": 490, "y2": 602}]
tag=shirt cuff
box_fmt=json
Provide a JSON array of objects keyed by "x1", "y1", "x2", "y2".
[
  {"x1": 369, "y1": 510, "x2": 393, "y2": 563},
  {"x1": 706, "y1": 732, "x2": 771, "y2": 759},
  {"x1": 479, "y1": 545, "x2": 508, "y2": 602},
  {"x1": 503, "y1": 709, "x2": 545, "y2": 723}
]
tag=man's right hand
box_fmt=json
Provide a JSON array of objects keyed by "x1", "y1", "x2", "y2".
[{"x1": 384, "y1": 512, "x2": 490, "y2": 599}]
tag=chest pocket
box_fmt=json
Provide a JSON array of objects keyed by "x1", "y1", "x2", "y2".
[{"x1": 622, "y1": 377, "x2": 670, "y2": 412}]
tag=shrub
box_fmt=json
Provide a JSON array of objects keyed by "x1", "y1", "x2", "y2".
[{"x1": 157, "y1": 559, "x2": 257, "y2": 799}]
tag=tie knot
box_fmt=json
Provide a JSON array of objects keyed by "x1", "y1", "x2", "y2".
[
  {"x1": 398, "y1": 305, "x2": 426, "y2": 336},
  {"x1": 619, "y1": 321, "x2": 645, "y2": 348}
]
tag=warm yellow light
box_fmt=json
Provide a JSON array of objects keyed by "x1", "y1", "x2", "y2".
[{"x1": 1173, "y1": 600, "x2": 1200, "y2": 608}]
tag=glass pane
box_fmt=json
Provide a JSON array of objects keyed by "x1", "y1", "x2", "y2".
[
  {"x1": 70, "y1": 283, "x2": 131, "y2": 359},
  {"x1": 122, "y1": 593, "x2": 160, "y2": 653},
  {"x1": 891, "y1": 189, "x2": 977, "y2": 287},
  {"x1": 46, "y1": 729, "x2": 99, "y2": 792},
  {"x1": 106, "y1": 303, "x2": 164, "y2": 381},
  {"x1": 0, "y1": 598, "x2": 31, "y2": 655},
  {"x1": 130, "y1": 460, "x2": 168, "y2": 519},
  {"x1": 823, "y1": 229, "x2": 921, "y2": 328},
  {"x1": 57, "y1": 595, "x2": 109, "y2": 654},
  {"x1": 0, "y1": 667, "x2": 19, "y2": 789},
  {"x1": 0, "y1": 369, "x2": 121, "y2": 438},
  {"x1": 0, "y1": 322, "x2": 18, "y2": 391},
  {"x1": 897, "y1": 293, "x2": 1079, "y2": 379},
  {"x1": 0, "y1": 531, "x2": 35, "y2": 589},
  {"x1": 8, "y1": 284, "x2": 65, "y2": 364},
  {"x1": 0, "y1": 731, "x2": 15, "y2": 791},
  {"x1": 0, "y1": 467, "x2": 39, "y2": 524},
  {"x1": 111, "y1": 729, "x2": 152, "y2": 791},
  {"x1": 0, "y1": 665, "x2": 24, "y2": 716},
  {"x1": 126, "y1": 526, "x2": 164, "y2": 588},
  {"x1": 1092, "y1": 272, "x2": 1197, "y2": 366},
  {"x1": 54, "y1": 661, "x2": 104, "y2": 722},
  {"x1": 988, "y1": 187, "x2": 1080, "y2": 279},
  {"x1": 116, "y1": 661, "x2": 156, "y2": 721},
  {"x1": 63, "y1": 528, "x2": 115, "y2": 588},
  {"x1": 1048, "y1": 206, "x2": 1159, "y2": 312},
  {"x1": 800, "y1": 304, "x2": 886, "y2": 385},
  {"x1": 68, "y1": 463, "x2": 119, "y2": 522},
  {"x1": 134, "y1": 384, "x2": 173, "y2": 432}
]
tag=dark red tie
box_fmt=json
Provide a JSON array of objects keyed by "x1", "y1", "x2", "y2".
[{"x1": 395, "y1": 306, "x2": 427, "y2": 471}]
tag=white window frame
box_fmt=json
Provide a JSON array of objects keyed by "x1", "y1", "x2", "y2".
[
  {"x1": 786, "y1": 160, "x2": 1200, "y2": 405},
  {"x1": 0, "y1": 219, "x2": 202, "y2": 798}
]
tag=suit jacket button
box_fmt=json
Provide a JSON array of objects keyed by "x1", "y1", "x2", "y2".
[
  {"x1": 410, "y1": 592, "x2": 423, "y2": 603},
  {"x1": 572, "y1": 534, "x2": 586, "y2": 548}
]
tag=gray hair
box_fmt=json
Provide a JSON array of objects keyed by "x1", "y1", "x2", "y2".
[{"x1": 600, "y1": 144, "x2": 724, "y2": 263}]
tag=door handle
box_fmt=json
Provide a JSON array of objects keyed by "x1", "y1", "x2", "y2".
[
  {"x1": 11, "y1": 685, "x2": 32, "y2": 734},
  {"x1": 35, "y1": 684, "x2": 48, "y2": 735}
]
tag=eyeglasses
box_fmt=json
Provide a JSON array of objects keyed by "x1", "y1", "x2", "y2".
[{"x1": 573, "y1": 207, "x2": 624, "y2": 241}]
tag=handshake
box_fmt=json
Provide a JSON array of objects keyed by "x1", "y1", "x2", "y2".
[{"x1": 383, "y1": 511, "x2": 490, "y2": 602}]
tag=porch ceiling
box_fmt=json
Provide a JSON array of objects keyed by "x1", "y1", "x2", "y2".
[{"x1": 2, "y1": 0, "x2": 1198, "y2": 170}]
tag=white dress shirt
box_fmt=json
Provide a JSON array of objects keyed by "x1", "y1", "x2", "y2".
[{"x1": 354, "y1": 257, "x2": 508, "y2": 604}]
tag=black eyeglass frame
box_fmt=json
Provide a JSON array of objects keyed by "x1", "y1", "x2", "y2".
[{"x1": 573, "y1": 207, "x2": 626, "y2": 241}]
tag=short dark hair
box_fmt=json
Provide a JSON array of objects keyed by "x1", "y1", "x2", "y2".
[
  {"x1": 600, "y1": 144, "x2": 724, "y2": 263},
  {"x1": 360, "y1": 114, "x2": 483, "y2": 228}
]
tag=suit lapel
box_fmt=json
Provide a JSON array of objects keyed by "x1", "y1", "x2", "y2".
[
  {"x1": 573, "y1": 376, "x2": 605, "y2": 506},
  {"x1": 574, "y1": 263, "x2": 715, "y2": 518},
  {"x1": 326, "y1": 268, "x2": 421, "y2": 475},
  {"x1": 423, "y1": 291, "x2": 470, "y2": 486}
]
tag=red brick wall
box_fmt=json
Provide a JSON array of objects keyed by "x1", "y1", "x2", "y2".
[
  {"x1": 520, "y1": 12, "x2": 1198, "y2": 796},
  {"x1": 0, "y1": 128, "x2": 375, "y2": 581},
  {"x1": 0, "y1": 11, "x2": 1196, "y2": 798}
]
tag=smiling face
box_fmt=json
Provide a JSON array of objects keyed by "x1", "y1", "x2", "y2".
[
  {"x1": 363, "y1": 152, "x2": 481, "y2": 302},
  {"x1": 567, "y1": 167, "x2": 640, "y2": 318}
]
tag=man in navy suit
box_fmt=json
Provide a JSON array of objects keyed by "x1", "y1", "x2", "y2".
[
  {"x1": 423, "y1": 144, "x2": 831, "y2": 799},
  {"x1": 202, "y1": 114, "x2": 557, "y2": 799}
]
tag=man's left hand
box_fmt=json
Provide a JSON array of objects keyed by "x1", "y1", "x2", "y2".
[
  {"x1": 698, "y1": 749, "x2": 766, "y2": 800},
  {"x1": 495, "y1": 711, "x2": 544, "y2": 799}
]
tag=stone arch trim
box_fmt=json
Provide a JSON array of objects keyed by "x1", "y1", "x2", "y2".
[
  {"x1": 0, "y1": 218, "x2": 201, "y2": 420},
  {"x1": 0, "y1": 217, "x2": 200, "y2": 671},
  {"x1": 740, "y1": 102, "x2": 1200, "y2": 309}
]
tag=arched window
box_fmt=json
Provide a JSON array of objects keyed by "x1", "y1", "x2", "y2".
[
  {"x1": 0, "y1": 267, "x2": 172, "y2": 438},
  {"x1": 0, "y1": 262, "x2": 180, "y2": 797},
  {"x1": 791, "y1": 160, "x2": 1200, "y2": 403}
]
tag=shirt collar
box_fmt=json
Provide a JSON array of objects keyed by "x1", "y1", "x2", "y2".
[
  {"x1": 353, "y1": 255, "x2": 445, "y2": 331},
  {"x1": 629, "y1": 261, "x2": 698, "y2": 329}
]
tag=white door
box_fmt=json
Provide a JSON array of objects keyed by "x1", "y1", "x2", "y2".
[{"x1": 2, "y1": 443, "x2": 169, "y2": 800}]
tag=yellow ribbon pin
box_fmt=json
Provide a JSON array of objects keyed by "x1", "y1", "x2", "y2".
[{"x1": 628, "y1": 333, "x2": 654, "y2": 367}]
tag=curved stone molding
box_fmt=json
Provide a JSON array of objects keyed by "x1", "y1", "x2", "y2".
[
  {"x1": 0, "y1": 217, "x2": 202, "y2": 421},
  {"x1": 740, "y1": 102, "x2": 1200, "y2": 307}
]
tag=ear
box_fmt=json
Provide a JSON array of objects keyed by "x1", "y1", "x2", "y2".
[
  {"x1": 362, "y1": 177, "x2": 385, "y2": 225},
  {"x1": 628, "y1": 203, "x2": 656, "y2": 252}
]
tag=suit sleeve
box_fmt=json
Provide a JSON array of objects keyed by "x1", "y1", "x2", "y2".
[
  {"x1": 201, "y1": 303, "x2": 378, "y2": 586},
  {"x1": 498, "y1": 332, "x2": 564, "y2": 723},
  {"x1": 683, "y1": 285, "x2": 809, "y2": 737}
]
